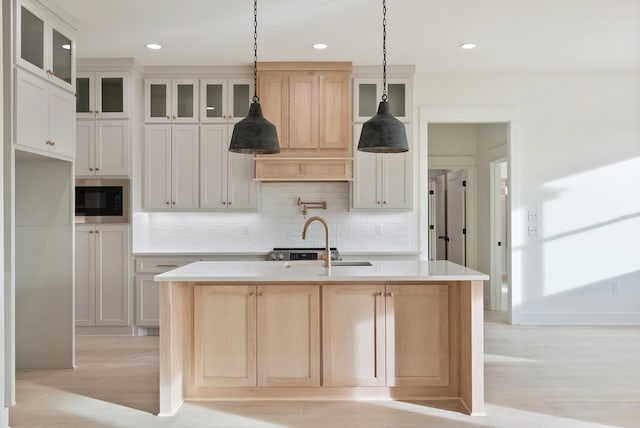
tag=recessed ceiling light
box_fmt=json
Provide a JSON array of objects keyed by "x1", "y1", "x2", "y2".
[
  {"x1": 460, "y1": 42, "x2": 477, "y2": 50},
  {"x1": 313, "y1": 43, "x2": 328, "y2": 50},
  {"x1": 146, "y1": 43, "x2": 162, "y2": 50},
  {"x1": 61, "y1": 44, "x2": 71, "y2": 50}
]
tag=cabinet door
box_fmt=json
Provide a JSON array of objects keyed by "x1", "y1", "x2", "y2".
[
  {"x1": 49, "y1": 24, "x2": 74, "y2": 90},
  {"x1": 48, "y1": 83, "x2": 75, "y2": 157},
  {"x1": 75, "y1": 226, "x2": 95, "y2": 326},
  {"x1": 353, "y1": 79, "x2": 379, "y2": 122},
  {"x1": 258, "y1": 72, "x2": 288, "y2": 148},
  {"x1": 15, "y1": 69, "x2": 48, "y2": 152},
  {"x1": 319, "y1": 72, "x2": 350, "y2": 150},
  {"x1": 257, "y1": 285, "x2": 320, "y2": 387},
  {"x1": 95, "y1": 120, "x2": 129, "y2": 176},
  {"x1": 288, "y1": 74, "x2": 318, "y2": 149},
  {"x1": 228, "y1": 79, "x2": 252, "y2": 123},
  {"x1": 352, "y1": 124, "x2": 383, "y2": 209},
  {"x1": 385, "y1": 284, "x2": 449, "y2": 387},
  {"x1": 194, "y1": 285, "x2": 257, "y2": 387},
  {"x1": 76, "y1": 121, "x2": 95, "y2": 175},
  {"x1": 200, "y1": 79, "x2": 226, "y2": 123},
  {"x1": 227, "y1": 149, "x2": 258, "y2": 210},
  {"x1": 171, "y1": 125, "x2": 200, "y2": 209},
  {"x1": 381, "y1": 124, "x2": 411, "y2": 209},
  {"x1": 135, "y1": 276, "x2": 159, "y2": 327},
  {"x1": 144, "y1": 125, "x2": 172, "y2": 208},
  {"x1": 386, "y1": 79, "x2": 409, "y2": 122},
  {"x1": 323, "y1": 285, "x2": 386, "y2": 386},
  {"x1": 17, "y1": 3, "x2": 46, "y2": 78},
  {"x1": 200, "y1": 125, "x2": 228, "y2": 209},
  {"x1": 95, "y1": 226, "x2": 130, "y2": 326},
  {"x1": 145, "y1": 79, "x2": 171, "y2": 123},
  {"x1": 96, "y1": 72, "x2": 127, "y2": 118},
  {"x1": 171, "y1": 79, "x2": 198, "y2": 123},
  {"x1": 75, "y1": 72, "x2": 95, "y2": 119}
]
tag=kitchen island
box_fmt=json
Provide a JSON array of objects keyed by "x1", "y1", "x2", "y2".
[{"x1": 155, "y1": 260, "x2": 488, "y2": 416}]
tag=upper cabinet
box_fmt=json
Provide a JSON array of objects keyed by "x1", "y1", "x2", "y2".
[
  {"x1": 200, "y1": 79, "x2": 252, "y2": 124},
  {"x1": 76, "y1": 72, "x2": 128, "y2": 119},
  {"x1": 255, "y1": 62, "x2": 352, "y2": 182},
  {"x1": 353, "y1": 78, "x2": 409, "y2": 123},
  {"x1": 16, "y1": 0, "x2": 75, "y2": 93},
  {"x1": 144, "y1": 78, "x2": 198, "y2": 123}
]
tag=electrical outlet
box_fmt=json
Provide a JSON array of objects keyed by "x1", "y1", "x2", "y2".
[
  {"x1": 612, "y1": 282, "x2": 621, "y2": 294},
  {"x1": 528, "y1": 225, "x2": 538, "y2": 236},
  {"x1": 528, "y1": 210, "x2": 538, "y2": 222}
]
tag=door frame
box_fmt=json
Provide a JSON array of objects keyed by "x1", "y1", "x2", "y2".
[
  {"x1": 418, "y1": 106, "x2": 519, "y2": 324},
  {"x1": 490, "y1": 157, "x2": 508, "y2": 311}
]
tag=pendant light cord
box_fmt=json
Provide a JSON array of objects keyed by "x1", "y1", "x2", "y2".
[
  {"x1": 382, "y1": 0, "x2": 387, "y2": 102},
  {"x1": 253, "y1": 0, "x2": 259, "y2": 103}
]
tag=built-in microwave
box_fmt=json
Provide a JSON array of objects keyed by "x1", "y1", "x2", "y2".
[{"x1": 75, "y1": 179, "x2": 130, "y2": 223}]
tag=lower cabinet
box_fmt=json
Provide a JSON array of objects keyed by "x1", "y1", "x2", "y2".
[
  {"x1": 135, "y1": 275, "x2": 160, "y2": 327},
  {"x1": 323, "y1": 283, "x2": 450, "y2": 387},
  {"x1": 193, "y1": 285, "x2": 320, "y2": 387},
  {"x1": 75, "y1": 225, "x2": 130, "y2": 327}
]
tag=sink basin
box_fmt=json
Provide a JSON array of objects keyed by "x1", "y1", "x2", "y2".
[{"x1": 331, "y1": 261, "x2": 373, "y2": 267}]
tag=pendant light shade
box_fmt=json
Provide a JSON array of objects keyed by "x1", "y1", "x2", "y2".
[
  {"x1": 357, "y1": 0, "x2": 409, "y2": 154},
  {"x1": 228, "y1": 0, "x2": 280, "y2": 155},
  {"x1": 357, "y1": 101, "x2": 408, "y2": 153},
  {"x1": 229, "y1": 102, "x2": 280, "y2": 154}
]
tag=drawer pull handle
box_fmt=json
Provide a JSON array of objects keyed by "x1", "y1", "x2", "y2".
[{"x1": 156, "y1": 264, "x2": 179, "y2": 268}]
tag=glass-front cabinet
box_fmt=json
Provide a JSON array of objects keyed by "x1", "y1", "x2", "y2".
[
  {"x1": 16, "y1": 0, "x2": 75, "y2": 92},
  {"x1": 144, "y1": 79, "x2": 198, "y2": 123},
  {"x1": 353, "y1": 78, "x2": 408, "y2": 122},
  {"x1": 76, "y1": 72, "x2": 128, "y2": 119},
  {"x1": 199, "y1": 79, "x2": 252, "y2": 124}
]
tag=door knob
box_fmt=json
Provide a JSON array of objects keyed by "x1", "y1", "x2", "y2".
[{"x1": 438, "y1": 235, "x2": 450, "y2": 242}]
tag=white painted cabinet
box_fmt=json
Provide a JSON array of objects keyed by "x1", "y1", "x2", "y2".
[
  {"x1": 135, "y1": 276, "x2": 160, "y2": 327},
  {"x1": 16, "y1": 0, "x2": 76, "y2": 92},
  {"x1": 76, "y1": 120, "x2": 129, "y2": 176},
  {"x1": 200, "y1": 125, "x2": 257, "y2": 210},
  {"x1": 76, "y1": 72, "x2": 128, "y2": 119},
  {"x1": 143, "y1": 125, "x2": 199, "y2": 209},
  {"x1": 144, "y1": 78, "x2": 198, "y2": 123},
  {"x1": 75, "y1": 225, "x2": 130, "y2": 327},
  {"x1": 199, "y1": 78, "x2": 252, "y2": 124},
  {"x1": 15, "y1": 68, "x2": 75, "y2": 158},
  {"x1": 352, "y1": 123, "x2": 411, "y2": 210}
]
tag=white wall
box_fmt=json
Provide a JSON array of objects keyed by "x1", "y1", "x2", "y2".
[
  {"x1": 418, "y1": 71, "x2": 640, "y2": 324},
  {"x1": 0, "y1": 0, "x2": 6, "y2": 423}
]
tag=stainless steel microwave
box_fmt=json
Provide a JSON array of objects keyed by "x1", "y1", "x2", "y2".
[{"x1": 75, "y1": 179, "x2": 130, "y2": 223}]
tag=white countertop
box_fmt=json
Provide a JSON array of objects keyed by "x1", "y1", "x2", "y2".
[{"x1": 154, "y1": 260, "x2": 489, "y2": 282}]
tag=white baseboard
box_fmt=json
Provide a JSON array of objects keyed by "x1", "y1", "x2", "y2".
[
  {"x1": 517, "y1": 311, "x2": 640, "y2": 325},
  {"x1": 75, "y1": 326, "x2": 136, "y2": 336}
]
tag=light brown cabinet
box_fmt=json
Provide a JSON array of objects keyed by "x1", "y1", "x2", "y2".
[
  {"x1": 255, "y1": 62, "x2": 352, "y2": 181},
  {"x1": 323, "y1": 283, "x2": 450, "y2": 387},
  {"x1": 193, "y1": 285, "x2": 320, "y2": 388}
]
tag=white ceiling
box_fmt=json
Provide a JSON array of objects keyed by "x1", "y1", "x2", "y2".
[{"x1": 44, "y1": 0, "x2": 640, "y2": 72}]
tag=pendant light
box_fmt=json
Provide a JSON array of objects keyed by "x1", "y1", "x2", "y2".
[
  {"x1": 357, "y1": 0, "x2": 408, "y2": 153},
  {"x1": 229, "y1": 0, "x2": 280, "y2": 154}
]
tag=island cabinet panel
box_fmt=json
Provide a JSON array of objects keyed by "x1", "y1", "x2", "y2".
[
  {"x1": 194, "y1": 285, "x2": 257, "y2": 387},
  {"x1": 322, "y1": 285, "x2": 386, "y2": 386},
  {"x1": 257, "y1": 285, "x2": 320, "y2": 386},
  {"x1": 385, "y1": 284, "x2": 450, "y2": 387}
]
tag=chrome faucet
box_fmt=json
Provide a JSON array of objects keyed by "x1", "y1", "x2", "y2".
[{"x1": 302, "y1": 216, "x2": 331, "y2": 268}]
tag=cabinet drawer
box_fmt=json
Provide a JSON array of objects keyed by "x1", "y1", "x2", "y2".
[
  {"x1": 255, "y1": 158, "x2": 352, "y2": 181},
  {"x1": 134, "y1": 257, "x2": 197, "y2": 274}
]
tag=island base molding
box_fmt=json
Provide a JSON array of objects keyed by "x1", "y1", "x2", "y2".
[{"x1": 160, "y1": 279, "x2": 484, "y2": 417}]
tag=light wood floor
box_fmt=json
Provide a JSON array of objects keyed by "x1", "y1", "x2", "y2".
[{"x1": 10, "y1": 312, "x2": 640, "y2": 427}]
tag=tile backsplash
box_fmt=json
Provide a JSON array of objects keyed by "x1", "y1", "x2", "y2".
[{"x1": 133, "y1": 182, "x2": 417, "y2": 253}]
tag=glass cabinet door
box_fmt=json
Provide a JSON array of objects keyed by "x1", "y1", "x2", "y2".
[
  {"x1": 229, "y1": 79, "x2": 251, "y2": 123},
  {"x1": 200, "y1": 79, "x2": 225, "y2": 122},
  {"x1": 98, "y1": 74, "x2": 125, "y2": 116},
  {"x1": 387, "y1": 82, "x2": 406, "y2": 120},
  {"x1": 145, "y1": 79, "x2": 171, "y2": 123},
  {"x1": 76, "y1": 73, "x2": 94, "y2": 118},
  {"x1": 20, "y1": 6, "x2": 45, "y2": 71},
  {"x1": 353, "y1": 78, "x2": 409, "y2": 122},
  {"x1": 172, "y1": 79, "x2": 198, "y2": 123},
  {"x1": 51, "y1": 28, "x2": 72, "y2": 84}
]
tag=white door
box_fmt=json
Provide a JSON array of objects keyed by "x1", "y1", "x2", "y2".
[
  {"x1": 435, "y1": 174, "x2": 447, "y2": 260},
  {"x1": 446, "y1": 169, "x2": 467, "y2": 266}
]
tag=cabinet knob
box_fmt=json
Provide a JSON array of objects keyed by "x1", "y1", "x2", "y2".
[
  {"x1": 259, "y1": 292, "x2": 264, "y2": 296},
  {"x1": 383, "y1": 201, "x2": 387, "y2": 204},
  {"x1": 377, "y1": 292, "x2": 384, "y2": 297},
  {"x1": 387, "y1": 292, "x2": 394, "y2": 297},
  {"x1": 249, "y1": 292, "x2": 255, "y2": 297},
  {"x1": 377, "y1": 201, "x2": 381, "y2": 205},
  {"x1": 166, "y1": 116, "x2": 170, "y2": 120},
  {"x1": 166, "y1": 201, "x2": 170, "y2": 205},
  {"x1": 227, "y1": 201, "x2": 232, "y2": 205},
  {"x1": 172, "y1": 202, "x2": 176, "y2": 205},
  {"x1": 89, "y1": 230, "x2": 93, "y2": 234},
  {"x1": 95, "y1": 168, "x2": 100, "y2": 171},
  {"x1": 222, "y1": 201, "x2": 227, "y2": 205},
  {"x1": 89, "y1": 168, "x2": 93, "y2": 171},
  {"x1": 172, "y1": 115, "x2": 176, "y2": 119}
]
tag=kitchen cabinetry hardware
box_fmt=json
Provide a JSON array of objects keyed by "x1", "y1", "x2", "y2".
[{"x1": 297, "y1": 197, "x2": 327, "y2": 216}]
